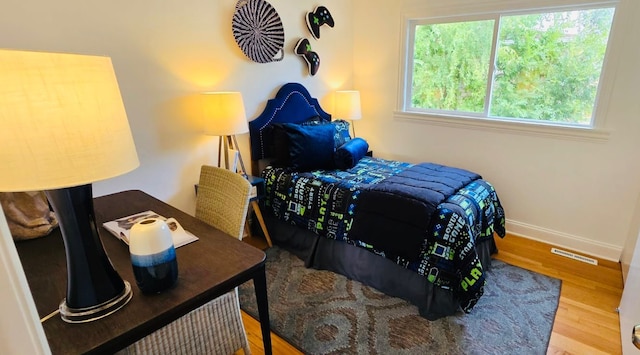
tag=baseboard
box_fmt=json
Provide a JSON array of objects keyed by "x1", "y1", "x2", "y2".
[{"x1": 506, "y1": 219, "x2": 622, "y2": 262}]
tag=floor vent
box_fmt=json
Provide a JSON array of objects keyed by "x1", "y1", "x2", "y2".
[{"x1": 550, "y1": 247, "x2": 598, "y2": 265}]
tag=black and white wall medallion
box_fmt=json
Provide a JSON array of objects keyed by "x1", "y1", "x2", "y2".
[{"x1": 232, "y1": 0, "x2": 285, "y2": 63}]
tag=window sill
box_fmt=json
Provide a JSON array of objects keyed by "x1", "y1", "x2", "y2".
[{"x1": 393, "y1": 111, "x2": 611, "y2": 143}]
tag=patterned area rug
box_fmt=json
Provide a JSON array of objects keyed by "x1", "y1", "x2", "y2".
[{"x1": 238, "y1": 246, "x2": 561, "y2": 355}]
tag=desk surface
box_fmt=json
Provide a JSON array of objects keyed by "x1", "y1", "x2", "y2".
[{"x1": 16, "y1": 190, "x2": 267, "y2": 354}]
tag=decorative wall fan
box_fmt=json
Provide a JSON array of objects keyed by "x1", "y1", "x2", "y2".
[{"x1": 231, "y1": 0, "x2": 285, "y2": 63}]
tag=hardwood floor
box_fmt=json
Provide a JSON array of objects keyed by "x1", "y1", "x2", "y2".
[
  {"x1": 240, "y1": 233, "x2": 624, "y2": 355},
  {"x1": 494, "y1": 234, "x2": 623, "y2": 355}
]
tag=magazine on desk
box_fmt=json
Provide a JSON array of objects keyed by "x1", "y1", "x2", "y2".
[{"x1": 102, "y1": 210, "x2": 199, "y2": 248}]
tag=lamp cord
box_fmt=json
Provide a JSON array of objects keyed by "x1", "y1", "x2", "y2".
[{"x1": 40, "y1": 309, "x2": 60, "y2": 323}]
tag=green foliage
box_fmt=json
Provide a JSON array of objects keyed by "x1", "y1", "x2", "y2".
[
  {"x1": 412, "y1": 20, "x2": 494, "y2": 113},
  {"x1": 411, "y1": 8, "x2": 615, "y2": 125}
]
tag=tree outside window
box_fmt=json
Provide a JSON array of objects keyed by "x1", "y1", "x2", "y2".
[{"x1": 408, "y1": 6, "x2": 615, "y2": 127}]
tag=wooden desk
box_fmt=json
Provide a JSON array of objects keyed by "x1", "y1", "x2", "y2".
[{"x1": 15, "y1": 190, "x2": 272, "y2": 354}]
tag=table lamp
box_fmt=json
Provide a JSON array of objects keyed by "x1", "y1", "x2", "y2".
[
  {"x1": 334, "y1": 90, "x2": 362, "y2": 137},
  {"x1": 0, "y1": 49, "x2": 139, "y2": 323},
  {"x1": 201, "y1": 92, "x2": 249, "y2": 177}
]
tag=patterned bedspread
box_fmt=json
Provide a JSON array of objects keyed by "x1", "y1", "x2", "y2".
[{"x1": 262, "y1": 156, "x2": 506, "y2": 312}]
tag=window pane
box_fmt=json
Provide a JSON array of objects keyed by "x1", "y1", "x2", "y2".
[
  {"x1": 411, "y1": 20, "x2": 494, "y2": 113},
  {"x1": 490, "y1": 8, "x2": 615, "y2": 125}
]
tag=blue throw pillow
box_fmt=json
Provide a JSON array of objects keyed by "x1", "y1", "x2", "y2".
[
  {"x1": 270, "y1": 116, "x2": 328, "y2": 167},
  {"x1": 282, "y1": 123, "x2": 336, "y2": 171},
  {"x1": 334, "y1": 137, "x2": 369, "y2": 169},
  {"x1": 332, "y1": 119, "x2": 351, "y2": 147},
  {"x1": 300, "y1": 118, "x2": 351, "y2": 148}
]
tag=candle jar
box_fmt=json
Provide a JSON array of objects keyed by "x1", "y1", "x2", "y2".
[{"x1": 129, "y1": 218, "x2": 178, "y2": 294}]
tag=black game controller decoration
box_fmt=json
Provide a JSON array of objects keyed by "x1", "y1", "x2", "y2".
[
  {"x1": 294, "y1": 38, "x2": 320, "y2": 76},
  {"x1": 306, "y1": 6, "x2": 334, "y2": 40},
  {"x1": 295, "y1": 5, "x2": 334, "y2": 76}
]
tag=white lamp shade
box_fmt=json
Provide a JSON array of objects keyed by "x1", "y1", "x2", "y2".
[
  {"x1": 202, "y1": 92, "x2": 249, "y2": 136},
  {"x1": 0, "y1": 49, "x2": 139, "y2": 192},
  {"x1": 334, "y1": 90, "x2": 362, "y2": 121}
]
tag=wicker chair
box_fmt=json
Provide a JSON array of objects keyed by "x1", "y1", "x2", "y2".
[
  {"x1": 195, "y1": 165, "x2": 252, "y2": 241},
  {"x1": 119, "y1": 165, "x2": 252, "y2": 355}
]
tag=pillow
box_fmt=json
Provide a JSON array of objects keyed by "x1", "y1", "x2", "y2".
[
  {"x1": 270, "y1": 124, "x2": 291, "y2": 167},
  {"x1": 281, "y1": 122, "x2": 336, "y2": 171},
  {"x1": 269, "y1": 116, "x2": 327, "y2": 167},
  {"x1": 295, "y1": 118, "x2": 351, "y2": 148},
  {"x1": 300, "y1": 115, "x2": 324, "y2": 126},
  {"x1": 334, "y1": 137, "x2": 369, "y2": 170},
  {"x1": 332, "y1": 119, "x2": 352, "y2": 147}
]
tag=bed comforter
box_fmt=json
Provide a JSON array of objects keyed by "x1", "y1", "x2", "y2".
[{"x1": 262, "y1": 156, "x2": 506, "y2": 312}]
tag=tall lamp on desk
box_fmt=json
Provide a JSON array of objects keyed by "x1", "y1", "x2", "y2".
[
  {"x1": 334, "y1": 90, "x2": 362, "y2": 137},
  {"x1": 0, "y1": 50, "x2": 139, "y2": 323},
  {"x1": 202, "y1": 92, "x2": 249, "y2": 177}
]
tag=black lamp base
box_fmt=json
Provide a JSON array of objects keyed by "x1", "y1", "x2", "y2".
[
  {"x1": 46, "y1": 185, "x2": 132, "y2": 324},
  {"x1": 59, "y1": 280, "x2": 132, "y2": 323}
]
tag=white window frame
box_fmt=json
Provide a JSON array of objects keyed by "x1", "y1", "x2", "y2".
[{"x1": 396, "y1": 1, "x2": 620, "y2": 142}]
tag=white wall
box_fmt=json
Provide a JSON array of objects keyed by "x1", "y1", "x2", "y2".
[
  {"x1": 352, "y1": 0, "x2": 640, "y2": 261},
  {"x1": 0, "y1": 206, "x2": 50, "y2": 354},
  {"x1": 618, "y1": 225, "x2": 640, "y2": 354},
  {"x1": 622, "y1": 191, "x2": 640, "y2": 281},
  {"x1": 0, "y1": 0, "x2": 354, "y2": 352}
]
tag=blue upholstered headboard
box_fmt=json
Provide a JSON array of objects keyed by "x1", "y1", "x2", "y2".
[{"x1": 249, "y1": 82, "x2": 331, "y2": 161}]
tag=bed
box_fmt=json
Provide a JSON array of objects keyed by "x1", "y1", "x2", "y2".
[{"x1": 248, "y1": 82, "x2": 506, "y2": 320}]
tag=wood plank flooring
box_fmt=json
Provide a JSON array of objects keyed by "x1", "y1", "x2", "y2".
[
  {"x1": 494, "y1": 234, "x2": 623, "y2": 355},
  {"x1": 240, "y1": 233, "x2": 624, "y2": 355}
]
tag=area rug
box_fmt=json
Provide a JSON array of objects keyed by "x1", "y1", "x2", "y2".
[{"x1": 238, "y1": 246, "x2": 561, "y2": 355}]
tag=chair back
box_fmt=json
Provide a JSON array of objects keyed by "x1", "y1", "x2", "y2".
[
  {"x1": 122, "y1": 165, "x2": 252, "y2": 355},
  {"x1": 195, "y1": 165, "x2": 251, "y2": 240}
]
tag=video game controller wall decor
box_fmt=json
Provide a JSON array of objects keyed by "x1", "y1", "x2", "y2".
[
  {"x1": 294, "y1": 38, "x2": 320, "y2": 76},
  {"x1": 295, "y1": 6, "x2": 334, "y2": 76},
  {"x1": 306, "y1": 6, "x2": 334, "y2": 40}
]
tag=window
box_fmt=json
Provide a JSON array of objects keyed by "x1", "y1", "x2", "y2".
[{"x1": 402, "y1": 4, "x2": 616, "y2": 130}]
